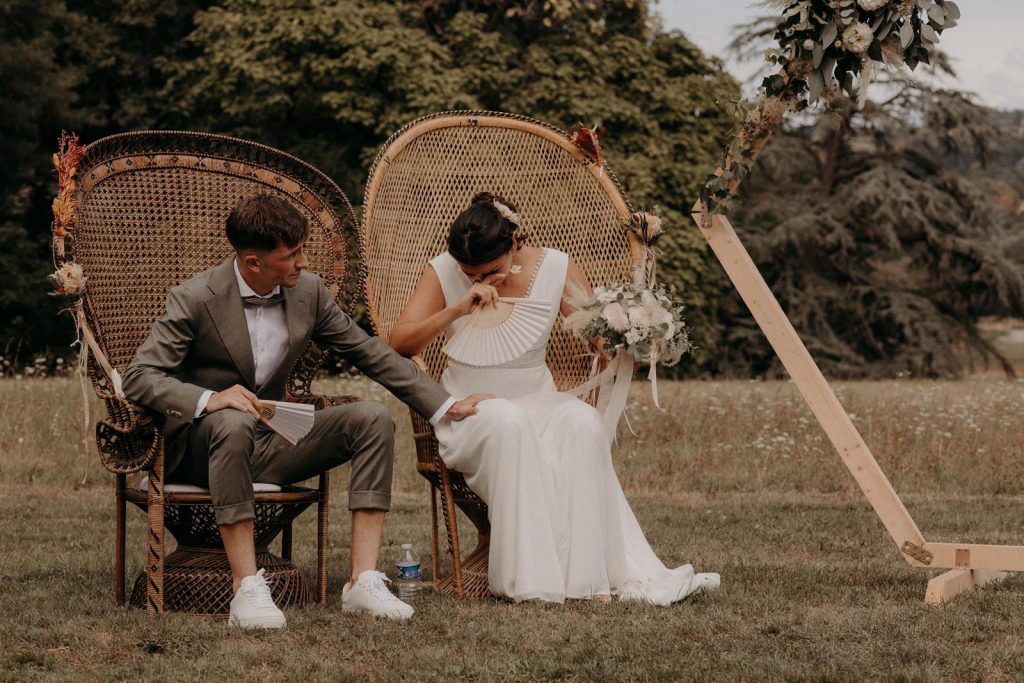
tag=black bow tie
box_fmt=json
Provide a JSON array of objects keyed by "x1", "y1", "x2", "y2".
[{"x1": 242, "y1": 291, "x2": 285, "y2": 308}]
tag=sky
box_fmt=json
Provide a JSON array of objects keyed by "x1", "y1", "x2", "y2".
[{"x1": 656, "y1": 0, "x2": 1024, "y2": 111}]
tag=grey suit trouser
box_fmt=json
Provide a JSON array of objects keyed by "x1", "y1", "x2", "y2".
[{"x1": 172, "y1": 400, "x2": 396, "y2": 526}]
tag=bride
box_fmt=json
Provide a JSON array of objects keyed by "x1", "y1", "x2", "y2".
[{"x1": 389, "y1": 192, "x2": 719, "y2": 604}]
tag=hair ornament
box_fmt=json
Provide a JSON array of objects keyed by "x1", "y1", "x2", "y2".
[{"x1": 492, "y1": 199, "x2": 521, "y2": 227}]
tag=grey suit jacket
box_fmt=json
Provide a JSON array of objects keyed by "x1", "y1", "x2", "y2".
[{"x1": 122, "y1": 258, "x2": 450, "y2": 474}]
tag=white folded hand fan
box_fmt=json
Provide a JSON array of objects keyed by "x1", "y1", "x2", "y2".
[
  {"x1": 259, "y1": 400, "x2": 315, "y2": 445},
  {"x1": 443, "y1": 297, "x2": 552, "y2": 367}
]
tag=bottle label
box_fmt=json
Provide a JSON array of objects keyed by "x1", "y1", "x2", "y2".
[{"x1": 397, "y1": 563, "x2": 420, "y2": 581}]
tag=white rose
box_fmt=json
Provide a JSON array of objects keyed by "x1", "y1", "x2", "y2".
[
  {"x1": 627, "y1": 305, "x2": 653, "y2": 328},
  {"x1": 596, "y1": 288, "x2": 617, "y2": 304},
  {"x1": 857, "y1": 0, "x2": 888, "y2": 10},
  {"x1": 842, "y1": 22, "x2": 873, "y2": 54},
  {"x1": 602, "y1": 302, "x2": 629, "y2": 331},
  {"x1": 652, "y1": 306, "x2": 674, "y2": 326}
]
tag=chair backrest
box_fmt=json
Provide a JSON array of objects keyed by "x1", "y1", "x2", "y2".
[
  {"x1": 362, "y1": 111, "x2": 640, "y2": 391},
  {"x1": 70, "y1": 131, "x2": 362, "y2": 380}
]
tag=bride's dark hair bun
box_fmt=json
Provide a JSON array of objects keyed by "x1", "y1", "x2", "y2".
[{"x1": 448, "y1": 192, "x2": 520, "y2": 265}]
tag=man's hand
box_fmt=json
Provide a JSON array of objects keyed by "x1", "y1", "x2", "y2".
[
  {"x1": 206, "y1": 384, "x2": 262, "y2": 419},
  {"x1": 445, "y1": 393, "x2": 496, "y2": 421}
]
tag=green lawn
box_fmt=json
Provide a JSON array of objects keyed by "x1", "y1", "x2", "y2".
[{"x1": 2, "y1": 377, "x2": 1023, "y2": 681}]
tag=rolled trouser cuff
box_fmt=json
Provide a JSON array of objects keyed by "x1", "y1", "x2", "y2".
[
  {"x1": 215, "y1": 499, "x2": 255, "y2": 526},
  {"x1": 348, "y1": 490, "x2": 391, "y2": 511}
]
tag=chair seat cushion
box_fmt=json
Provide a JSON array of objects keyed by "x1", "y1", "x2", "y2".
[{"x1": 138, "y1": 476, "x2": 282, "y2": 493}]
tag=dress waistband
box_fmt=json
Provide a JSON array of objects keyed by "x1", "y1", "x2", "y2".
[{"x1": 447, "y1": 348, "x2": 547, "y2": 370}]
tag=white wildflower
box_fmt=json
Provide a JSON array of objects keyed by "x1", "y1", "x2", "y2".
[{"x1": 857, "y1": 0, "x2": 888, "y2": 10}]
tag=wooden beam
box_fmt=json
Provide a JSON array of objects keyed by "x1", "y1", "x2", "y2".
[
  {"x1": 923, "y1": 543, "x2": 1024, "y2": 572},
  {"x1": 691, "y1": 207, "x2": 926, "y2": 560},
  {"x1": 924, "y1": 569, "x2": 1010, "y2": 605}
]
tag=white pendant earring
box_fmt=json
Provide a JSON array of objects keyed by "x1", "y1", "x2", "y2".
[{"x1": 510, "y1": 264, "x2": 523, "y2": 275}]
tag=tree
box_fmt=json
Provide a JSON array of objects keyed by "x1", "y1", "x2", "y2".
[
  {"x1": 0, "y1": 0, "x2": 210, "y2": 370},
  {"x1": 714, "y1": 24, "x2": 1024, "y2": 377},
  {"x1": 160, "y1": 0, "x2": 740, "y2": 369}
]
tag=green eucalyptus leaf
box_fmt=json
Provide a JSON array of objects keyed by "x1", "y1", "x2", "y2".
[
  {"x1": 945, "y1": 1, "x2": 961, "y2": 20},
  {"x1": 807, "y1": 68, "x2": 824, "y2": 104},
  {"x1": 813, "y1": 42, "x2": 825, "y2": 68},
  {"x1": 822, "y1": 22, "x2": 838, "y2": 46},
  {"x1": 821, "y1": 56, "x2": 836, "y2": 82},
  {"x1": 900, "y1": 21, "x2": 915, "y2": 48},
  {"x1": 921, "y1": 23, "x2": 939, "y2": 43}
]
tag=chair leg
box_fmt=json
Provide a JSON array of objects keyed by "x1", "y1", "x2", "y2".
[
  {"x1": 145, "y1": 450, "x2": 166, "y2": 615},
  {"x1": 437, "y1": 462, "x2": 464, "y2": 597},
  {"x1": 282, "y1": 522, "x2": 293, "y2": 561},
  {"x1": 317, "y1": 472, "x2": 329, "y2": 605},
  {"x1": 430, "y1": 485, "x2": 440, "y2": 588},
  {"x1": 115, "y1": 473, "x2": 126, "y2": 606}
]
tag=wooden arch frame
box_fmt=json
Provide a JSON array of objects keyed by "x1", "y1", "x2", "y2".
[{"x1": 690, "y1": 207, "x2": 1021, "y2": 603}]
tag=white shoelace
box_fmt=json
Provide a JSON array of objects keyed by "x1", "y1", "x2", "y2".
[
  {"x1": 358, "y1": 571, "x2": 402, "y2": 603},
  {"x1": 241, "y1": 568, "x2": 277, "y2": 610}
]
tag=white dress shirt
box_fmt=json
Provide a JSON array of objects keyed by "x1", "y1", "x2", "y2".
[{"x1": 195, "y1": 259, "x2": 455, "y2": 425}]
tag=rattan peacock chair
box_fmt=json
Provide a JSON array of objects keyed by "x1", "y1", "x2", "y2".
[
  {"x1": 361, "y1": 111, "x2": 643, "y2": 598},
  {"x1": 56, "y1": 131, "x2": 365, "y2": 615}
]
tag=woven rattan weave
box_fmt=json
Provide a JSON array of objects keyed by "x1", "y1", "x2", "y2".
[
  {"x1": 362, "y1": 111, "x2": 641, "y2": 597},
  {"x1": 64, "y1": 131, "x2": 363, "y2": 614}
]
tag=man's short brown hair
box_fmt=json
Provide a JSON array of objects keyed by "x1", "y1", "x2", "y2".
[{"x1": 225, "y1": 193, "x2": 309, "y2": 252}]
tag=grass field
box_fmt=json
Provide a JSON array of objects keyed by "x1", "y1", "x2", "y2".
[{"x1": 2, "y1": 376, "x2": 1023, "y2": 681}]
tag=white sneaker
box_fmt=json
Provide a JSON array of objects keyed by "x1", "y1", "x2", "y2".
[
  {"x1": 228, "y1": 568, "x2": 287, "y2": 629},
  {"x1": 342, "y1": 570, "x2": 414, "y2": 620}
]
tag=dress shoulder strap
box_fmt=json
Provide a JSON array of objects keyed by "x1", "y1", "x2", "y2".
[
  {"x1": 529, "y1": 248, "x2": 569, "y2": 300},
  {"x1": 428, "y1": 252, "x2": 469, "y2": 307}
]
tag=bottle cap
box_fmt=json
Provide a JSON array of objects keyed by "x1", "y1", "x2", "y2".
[{"x1": 401, "y1": 543, "x2": 412, "y2": 549}]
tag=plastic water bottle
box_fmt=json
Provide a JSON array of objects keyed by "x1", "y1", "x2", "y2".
[{"x1": 395, "y1": 543, "x2": 422, "y2": 599}]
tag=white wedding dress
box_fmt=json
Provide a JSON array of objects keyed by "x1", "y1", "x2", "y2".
[{"x1": 430, "y1": 248, "x2": 720, "y2": 603}]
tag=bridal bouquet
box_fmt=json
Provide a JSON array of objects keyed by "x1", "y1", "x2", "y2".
[
  {"x1": 561, "y1": 209, "x2": 692, "y2": 436},
  {"x1": 565, "y1": 282, "x2": 692, "y2": 370}
]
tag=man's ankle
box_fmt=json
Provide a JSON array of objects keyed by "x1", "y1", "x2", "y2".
[{"x1": 233, "y1": 572, "x2": 258, "y2": 592}]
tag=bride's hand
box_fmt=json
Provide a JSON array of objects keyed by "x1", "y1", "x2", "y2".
[
  {"x1": 445, "y1": 393, "x2": 497, "y2": 421},
  {"x1": 453, "y1": 273, "x2": 506, "y2": 316}
]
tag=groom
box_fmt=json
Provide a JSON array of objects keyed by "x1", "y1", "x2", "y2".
[{"x1": 123, "y1": 193, "x2": 487, "y2": 628}]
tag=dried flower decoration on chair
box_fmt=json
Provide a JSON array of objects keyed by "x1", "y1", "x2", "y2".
[
  {"x1": 569, "y1": 123, "x2": 606, "y2": 174},
  {"x1": 628, "y1": 207, "x2": 665, "y2": 288},
  {"x1": 49, "y1": 261, "x2": 87, "y2": 297},
  {"x1": 51, "y1": 132, "x2": 86, "y2": 250},
  {"x1": 628, "y1": 207, "x2": 665, "y2": 247}
]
